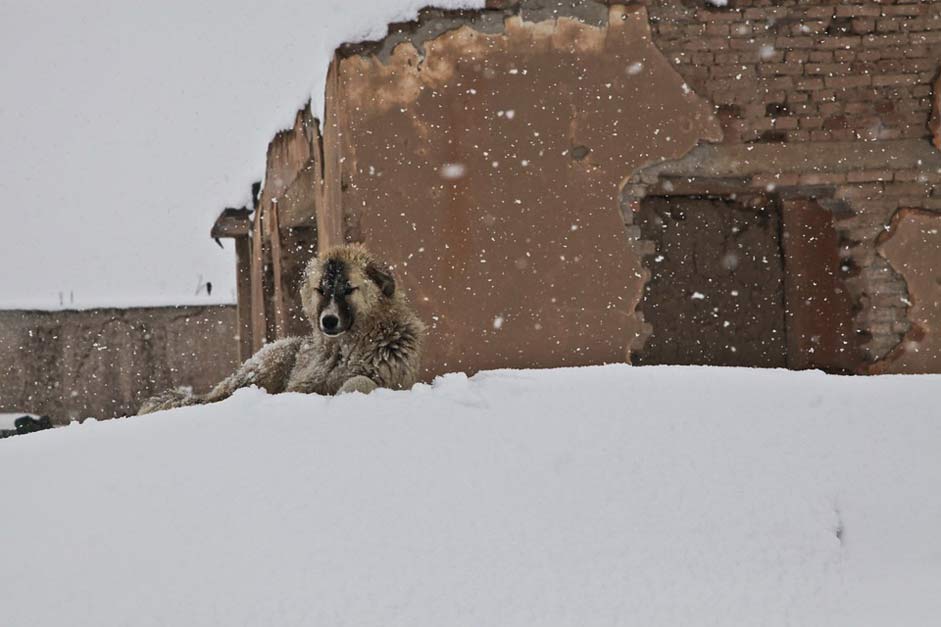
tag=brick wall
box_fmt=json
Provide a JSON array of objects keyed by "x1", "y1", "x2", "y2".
[
  {"x1": 644, "y1": 0, "x2": 941, "y2": 363},
  {"x1": 648, "y1": 1, "x2": 937, "y2": 144}
]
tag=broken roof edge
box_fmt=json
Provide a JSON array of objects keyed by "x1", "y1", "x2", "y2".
[
  {"x1": 229, "y1": 2, "x2": 670, "y2": 219},
  {"x1": 211, "y1": 207, "x2": 252, "y2": 240},
  {"x1": 336, "y1": 1, "x2": 649, "y2": 63},
  {"x1": 217, "y1": 1, "x2": 725, "y2": 245}
]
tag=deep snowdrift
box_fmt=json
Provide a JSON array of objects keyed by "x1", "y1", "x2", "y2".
[{"x1": 2, "y1": 365, "x2": 940, "y2": 626}]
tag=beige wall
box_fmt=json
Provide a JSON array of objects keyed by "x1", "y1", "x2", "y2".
[{"x1": 0, "y1": 306, "x2": 239, "y2": 422}]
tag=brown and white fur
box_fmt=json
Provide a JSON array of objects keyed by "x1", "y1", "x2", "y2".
[{"x1": 138, "y1": 245, "x2": 425, "y2": 414}]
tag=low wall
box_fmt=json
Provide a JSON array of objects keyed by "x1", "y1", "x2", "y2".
[{"x1": 0, "y1": 306, "x2": 239, "y2": 422}]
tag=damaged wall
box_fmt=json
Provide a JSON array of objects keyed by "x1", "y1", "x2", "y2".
[
  {"x1": 643, "y1": 0, "x2": 941, "y2": 372},
  {"x1": 873, "y1": 209, "x2": 941, "y2": 373},
  {"x1": 0, "y1": 306, "x2": 238, "y2": 422},
  {"x1": 322, "y1": 4, "x2": 720, "y2": 376},
  {"x1": 233, "y1": 0, "x2": 941, "y2": 376}
]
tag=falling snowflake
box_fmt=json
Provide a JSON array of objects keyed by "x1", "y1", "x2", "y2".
[{"x1": 440, "y1": 163, "x2": 466, "y2": 180}]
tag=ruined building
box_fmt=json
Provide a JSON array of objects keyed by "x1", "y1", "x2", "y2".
[{"x1": 214, "y1": 0, "x2": 941, "y2": 377}]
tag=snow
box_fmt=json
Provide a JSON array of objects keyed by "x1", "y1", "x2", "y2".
[
  {"x1": 2, "y1": 365, "x2": 940, "y2": 626},
  {"x1": 0, "y1": 413, "x2": 31, "y2": 430},
  {"x1": 0, "y1": 0, "x2": 483, "y2": 310}
]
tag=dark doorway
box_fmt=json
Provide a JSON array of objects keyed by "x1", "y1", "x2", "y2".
[{"x1": 633, "y1": 195, "x2": 788, "y2": 367}]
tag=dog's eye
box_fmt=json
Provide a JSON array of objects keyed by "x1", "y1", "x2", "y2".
[
  {"x1": 314, "y1": 287, "x2": 324, "y2": 296},
  {"x1": 343, "y1": 286, "x2": 358, "y2": 296}
]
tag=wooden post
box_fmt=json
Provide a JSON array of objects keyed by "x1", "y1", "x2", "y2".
[
  {"x1": 234, "y1": 236, "x2": 253, "y2": 361},
  {"x1": 249, "y1": 206, "x2": 269, "y2": 353},
  {"x1": 318, "y1": 55, "x2": 345, "y2": 251},
  {"x1": 268, "y1": 200, "x2": 288, "y2": 338},
  {"x1": 211, "y1": 207, "x2": 254, "y2": 361}
]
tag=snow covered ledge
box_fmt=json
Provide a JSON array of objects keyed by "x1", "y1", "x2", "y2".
[{"x1": 2, "y1": 365, "x2": 940, "y2": 626}]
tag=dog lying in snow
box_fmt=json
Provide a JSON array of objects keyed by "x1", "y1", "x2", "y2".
[{"x1": 138, "y1": 245, "x2": 425, "y2": 414}]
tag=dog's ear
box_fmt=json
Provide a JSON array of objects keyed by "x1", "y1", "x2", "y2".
[
  {"x1": 300, "y1": 257, "x2": 323, "y2": 323},
  {"x1": 304, "y1": 256, "x2": 323, "y2": 282},
  {"x1": 366, "y1": 262, "x2": 395, "y2": 297}
]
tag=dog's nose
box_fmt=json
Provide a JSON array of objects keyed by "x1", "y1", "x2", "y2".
[{"x1": 321, "y1": 314, "x2": 339, "y2": 332}]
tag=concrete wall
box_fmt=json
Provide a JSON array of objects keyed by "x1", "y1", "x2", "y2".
[{"x1": 0, "y1": 306, "x2": 239, "y2": 423}]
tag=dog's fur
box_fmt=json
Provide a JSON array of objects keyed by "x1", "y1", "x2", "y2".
[{"x1": 138, "y1": 245, "x2": 425, "y2": 414}]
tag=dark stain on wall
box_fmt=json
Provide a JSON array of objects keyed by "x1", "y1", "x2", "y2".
[{"x1": 780, "y1": 198, "x2": 861, "y2": 373}]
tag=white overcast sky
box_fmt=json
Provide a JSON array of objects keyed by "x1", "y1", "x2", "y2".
[{"x1": 0, "y1": 0, "x2": 481, "y2": 309}]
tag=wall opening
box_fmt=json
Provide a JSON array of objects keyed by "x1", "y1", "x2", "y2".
[{"x1": 633, "y1": 194, "x2": 788, "y2": 367}]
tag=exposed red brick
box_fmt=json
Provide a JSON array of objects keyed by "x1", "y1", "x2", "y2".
[
  {"x1": 800, "y1": 173, "x2": 847, "y2": 185},
  {"x1": 874, "y1": 74, "x2": 920, "y2": 87},
  {"x1": 848, "y1": 170, "x2": 893, "y2": 183},
  {"x1": 835, "y1": 6, "x2": 881, "y2": 18},
  {"x1": 825, "y1": 75, "x2": 872, "y2": 88}
]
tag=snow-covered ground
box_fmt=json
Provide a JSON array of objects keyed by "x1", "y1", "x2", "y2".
[
  {"x1": 0, "y1": 1, "x2": 482, "y2": 310},
  {"x1": 1, "y1": 365, "x2": 939, "y2": 626}
]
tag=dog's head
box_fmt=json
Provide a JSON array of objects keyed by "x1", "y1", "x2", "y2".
[{"x1": 301, "y1": 245, "x2": 396, "y2": 337}]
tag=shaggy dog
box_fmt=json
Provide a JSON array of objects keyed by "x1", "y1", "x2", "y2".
[{"x1": 138, "y1": 245, "x2": 425, "y2": 414}]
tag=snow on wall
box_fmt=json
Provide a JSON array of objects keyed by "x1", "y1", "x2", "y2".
[
  {"x1": 0, "y1": 413, "x2": 30, "y2": 430},
  {"x1": 2, "y1": 365, "x2": 940, "y2": 626},
  {"x1": 0, "y1": 0, "x2": 482, "y2": 310}
]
